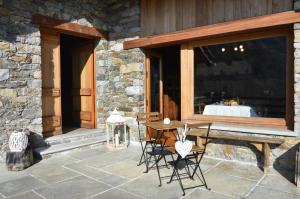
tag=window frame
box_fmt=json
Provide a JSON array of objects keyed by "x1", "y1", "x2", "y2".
[{"x1": 180, "y1": 28, "x2": 294, "y2": 129}]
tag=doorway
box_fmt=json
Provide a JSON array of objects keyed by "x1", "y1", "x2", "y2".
[
  {"x1": 146, "y1": 45, "x2": 181, "y2": 120},
  {"x1": 41, "y1": 29, "x2": 96, "y2": 137}
]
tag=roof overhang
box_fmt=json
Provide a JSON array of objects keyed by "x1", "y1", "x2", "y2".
[
  {"x1": 124, "y1": 11, "x2": 300, "y2": 49},
  {"x1": 32, "y1": 14, "x2": 108, "y2": 40}
]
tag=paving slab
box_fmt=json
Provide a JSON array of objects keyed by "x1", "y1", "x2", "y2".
[
  {"x1": 81, "y1": 151, "x2": 137, "y2": 169},
  {"x1": 0, "y1": 164, "x2": 28, "y2": 184},
  {"x1": 92, "y1": 188, "x2": 143, "y2": 199},
  {"x1": 64, "y1": 163, "x2": 110, "y2": 179},
  {"x1": 64, "y1": 163, "x2": 129, "y2": 186},
  {"x1": 29, "y1": 164, "x2": 79, "y2": 184},
  {"x1": 184, "y1": 188, "x2": 234, "y2": 199},
  {"x1": 35, "y1": 176, "x2": 111, "y2": 199},
  {"x1": 119, "y1": 171, "x2": 193, "y2": 199},
  {"x1": 199, "y1": 157, "x2": 222, "y2": 172},
  {"x1": 246, "y1": 186, "x2": 300, "y2": 199},
  {"x1": 67, "y1": 147, "x2": 109, "y2": 160},
  {"x1": 204, "y1": 163, "x2": 258, "y2": 198},
  {"x1": 102, "y1": 159, "x2": 146, "y2": 179},
  {"x1": 259, "y1": 173, "x2": 300, "y2": 196},
  {"x1": 208, "y1": 161, "x2": 263, "y2": 180},
  {"x1": 6, "y1": 191, "x2": 43, "y2": 199},
  {"x1": 97, "y1": 173, "x2": 129, "y2": 186},
  {"x1": 0, "y1": 175, "x2": 46, "y2": 197}
]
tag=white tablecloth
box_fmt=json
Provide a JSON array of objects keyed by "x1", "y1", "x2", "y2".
[{"x1": 203, "y1": 105, "x2": 257, "y2": 117}]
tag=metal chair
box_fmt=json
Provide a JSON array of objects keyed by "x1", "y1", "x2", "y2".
[
  {"x1": 136, "y1": 112, "x2": 168, "y2": 172},
  {"x1": 166, "y1": 123, "x2": 211, "y2": 196}
]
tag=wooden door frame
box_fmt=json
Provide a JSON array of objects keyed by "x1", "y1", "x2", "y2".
[
  {"x1": 145, "y1": 50, "x2": 163, "y2": 114},
  {"x1": 41, "y1": 28, "x2": 97, "y2": 135}
]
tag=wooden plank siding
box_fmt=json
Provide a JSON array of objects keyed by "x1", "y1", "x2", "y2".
[{"x1": 141, "y1": 0, "x2": 293, "y2": 37}]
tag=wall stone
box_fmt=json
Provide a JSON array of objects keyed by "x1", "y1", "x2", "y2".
[{"x1": 294, "y1": 24, "x2": 300, "y2": 137}]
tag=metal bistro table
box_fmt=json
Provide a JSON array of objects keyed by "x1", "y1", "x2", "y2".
[{"x1": 146, "y1": 120, "x2": 185, "y2": 186}]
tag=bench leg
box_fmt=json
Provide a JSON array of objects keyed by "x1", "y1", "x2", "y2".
[{"x1": 263, "y1": 143, "x2": 270, "y2": 174}]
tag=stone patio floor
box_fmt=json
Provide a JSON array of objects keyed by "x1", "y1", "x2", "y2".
[{"x1": 0, "y1": 144, "x2": 299, "y2": 199}]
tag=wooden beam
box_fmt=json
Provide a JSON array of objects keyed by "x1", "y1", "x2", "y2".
[
  {"x1": 32, "y1": 14, "x2": 108, "y2": 39},
  {"x1": 124, "y1": 10, "x2": 300, "y2": 49}
]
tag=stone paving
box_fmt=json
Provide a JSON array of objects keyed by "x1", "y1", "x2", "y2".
[{"x1": 0, "y1": 144, "x2": 299, "y2": 199}]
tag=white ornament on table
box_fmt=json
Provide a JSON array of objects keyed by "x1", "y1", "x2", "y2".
[{"x1": 163, "y1": 118, "x2": 171, "y2": 124}]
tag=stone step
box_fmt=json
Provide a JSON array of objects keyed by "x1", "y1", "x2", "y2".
[
  {"x1": 45, "y1": 129, "x2": 106, "y2": 146},
  {"x1": 33, "y1": 136, "x2": 106, "y2": 159}
]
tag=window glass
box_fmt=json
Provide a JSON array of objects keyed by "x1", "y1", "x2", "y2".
[{"x1": 194, "y1": 36, "x2": 286, "y2": 118}]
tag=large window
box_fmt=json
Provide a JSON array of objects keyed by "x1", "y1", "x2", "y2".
[
  {"x1": 194, "y1": 37, "x2": 286, "y2": 118},
  {"x1": 181, "y1": 29, "x2": 293, "y2": 129}
]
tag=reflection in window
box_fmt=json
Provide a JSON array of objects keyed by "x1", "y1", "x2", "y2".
[{"x1": 194, "y1": 37, "x2": 286, "y2": 118}]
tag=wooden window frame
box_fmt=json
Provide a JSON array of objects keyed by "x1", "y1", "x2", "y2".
[{"x1": 181, "y1": 27, "x2": 294, "y2": 129}]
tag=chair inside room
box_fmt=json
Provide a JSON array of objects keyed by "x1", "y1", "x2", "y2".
[{"x1": 166, "y1": 123, "x2": 211, "y2": 196}]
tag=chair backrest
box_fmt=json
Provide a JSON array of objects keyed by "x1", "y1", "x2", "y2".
[
  {"x1": 186, "y1": 122, "x2": 211, "y2": 153},
  {"x1": 136, "y1": 112, "x2": 162, "y2": 139}
]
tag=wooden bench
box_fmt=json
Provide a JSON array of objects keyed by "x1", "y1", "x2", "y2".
[{"x1": 188, "y1": 130, "x2": 285, "y2": 173}]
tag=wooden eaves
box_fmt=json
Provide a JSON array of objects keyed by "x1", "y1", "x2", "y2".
[
  {"x1": 32, "y1": 14, "x2": 108, "y2": 40},
  {"x1": 124, "y1": 11, "x2": 300, "y2": 49}
]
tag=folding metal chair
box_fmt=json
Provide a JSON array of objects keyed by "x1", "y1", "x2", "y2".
[
  {"x1": 166, "y1": 123, "x2": 211, "y2": 196},
  {"x1": 136, "y1": 112, "x2": 168, "y2": 172}
]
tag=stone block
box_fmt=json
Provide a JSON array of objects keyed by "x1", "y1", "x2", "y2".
[
  {"x1": 0, "y1": 88, "x2": 17, "y2": 98},
  {"x1": 295, "y1": 23, "x2": 300, "y2": 30},
  {"x1": 31, "y1": 55, "x2": 41, "y2": 64},
  {"x1": 296, "y1": 30, "x2": 300, "y2": 43},
  {"x1": 0, "y1": 41, "x2": 10, "y2": 50},
  {"x1": 6, "y1": 147, "x2": 33, "y2": 171},
  {"x1": 295, "y1": 59, "x2": 300, "y2": 74},
  {"x1": 120, "y1": 63, "x2": 143, "y2": 74},
  {"x1": 0, "y1": 69, "x2": 9, "y2": 81},
  {"x1": 33, "y1": 70, "x2": 41, "y2": 79},
  {"x1": 27, "y1": 79, "x2": 41, "y2": 88},
  {"x1": 9, "y1": 55, "x2": 31, "y2": 63},
  {"x1": 125, "y1": 86, "x2": 142, "y2": 96}
]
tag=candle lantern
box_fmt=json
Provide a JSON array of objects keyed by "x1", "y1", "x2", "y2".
[{"x1": 106, "y1": 108, "x2": 128, "y2": 148}]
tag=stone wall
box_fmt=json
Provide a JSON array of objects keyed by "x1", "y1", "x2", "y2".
[
  {"x1": 294, "y1": 23, "x2": 300, "y2": 137},
  {"x1": 96, "y1": 0, "x2": 144, "y2": 141},
  {"x1": 0, "y1": 0, "x2": 144, "y2": 161}
]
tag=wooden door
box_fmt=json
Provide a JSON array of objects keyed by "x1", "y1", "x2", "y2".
[
  {"x1": 41, "y1": 29, "x2": 62, "y2": 136},
  {"x1": 146, "y1": 52, "x2": 163, "y2": 114},
  {"x1": 72, "y1": 41, "x2": 95, "y2": 128}
]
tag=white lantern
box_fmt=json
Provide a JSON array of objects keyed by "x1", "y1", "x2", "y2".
[
  {"x1": 106, "y1": 108, "x2": 127, "y2": 148},
  {"x1": 8, "y1": 131, "x2": 28, "y2": 152}
]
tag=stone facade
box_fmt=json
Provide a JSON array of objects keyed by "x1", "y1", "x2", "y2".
[
  {"x1": 294, "y1": 23, "x2": 300, "y2": 137},
  {"x1": 0, "y1": 0, "x2": 298, "y2": 173},
  {"x1": 96, "y1": 0, "x2": 144, "y2": 141},
  {"x1": 0, "y1": 0, "x2": 143, "y2": 162}
]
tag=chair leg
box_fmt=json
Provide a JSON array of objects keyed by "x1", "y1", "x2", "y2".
[
  {"x1": 191, "y1": 153, "x2": 210, "y2": 190},
  {"x1": 153, "y1": 149, "x2": 162, "y2": 187},
  {"x1": 174, "y1": 159, "x2": 186, "y2": 196},
  {"x1": 167, "y1": 154, "x2": 177, "y2": 184},
  {"x1": 144, "y1": 144, "x2": 151, "y2": 173},
  {"x1": 137, "y1": 141, "x2": 147, "y2": 166},
  {"x1": 184, "y1": 158, "x2": 193, "y2": 180}
]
